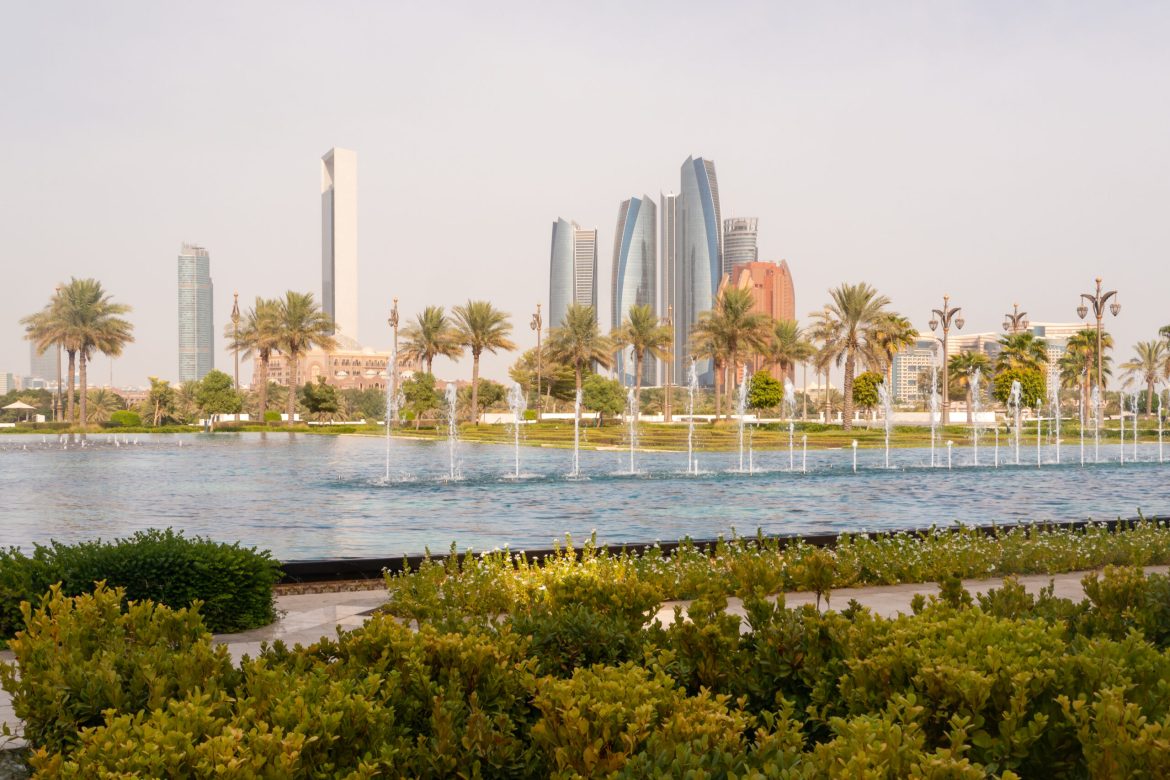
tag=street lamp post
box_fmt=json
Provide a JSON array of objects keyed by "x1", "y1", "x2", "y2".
[
  {"x1": 1077, "y1": 277, "x2": 1120, "y2": 425},
  {"x1": 388, "y1": 298, "x2": 399, "y2": 426},
  {"x1": 231, "y1": 291, "x2": 241, "y2": 389},
  {"x1": 929, "y1": 295, "x2": 965, "y2": 426},
  {"x1": 530, "y1": 304, "x2": 542, "y2": 420},
  {"x1": 662, "y1": 305, "x2": 673, "y2": 423},
  {"x1": 1003, "y1": 302, "x2": 1029, "y2": 334}
]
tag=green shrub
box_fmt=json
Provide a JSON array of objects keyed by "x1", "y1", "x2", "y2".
[
  {"x1": 264, "y1": 410, "x2": 282, "y2": 423},
  {"x1": 0, "y1": 529, "x2": 280, "y2": 638},
  {"x1": 523, "y1": 409, "x2": 537, "y2": 421},
  {"x1": 107, "y1": 410, "x2": 141, "y2": 427}
]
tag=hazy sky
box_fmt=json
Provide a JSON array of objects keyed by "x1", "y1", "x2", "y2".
[{"x1": 3, "y1": 2, "x2": 1168, "y2": 388}]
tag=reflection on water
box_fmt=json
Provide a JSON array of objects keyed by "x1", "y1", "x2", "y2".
[{"x1": 0, "y1": 432, "x2": 1166, "y2": 560}]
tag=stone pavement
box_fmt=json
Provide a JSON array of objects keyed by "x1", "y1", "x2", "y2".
[{"x1": 3, "y1": 566, "x2": 1165, "y2": 750}]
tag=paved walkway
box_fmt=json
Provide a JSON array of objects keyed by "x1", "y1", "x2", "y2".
[{"x1": 4, "y1": 567, "x2": 1164, "y2": 749}]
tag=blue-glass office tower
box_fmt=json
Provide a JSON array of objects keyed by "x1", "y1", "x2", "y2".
[
  {"x1": 178, "y1": 243, "x2": 214, "y2": 382},
  {"x1": 611, "y1": 195, "x2": 657, "y2": 387},
  {"x1": 676, "y1": 156, "x2": 722, "y2": 386},
  {"x1": 549, "y1": 218, "x2": 597, "y2": 330}
]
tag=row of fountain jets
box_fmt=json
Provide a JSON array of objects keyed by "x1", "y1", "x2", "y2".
[{"x1": 383, "y1": 353, "x2": 1165, "y2": 482}]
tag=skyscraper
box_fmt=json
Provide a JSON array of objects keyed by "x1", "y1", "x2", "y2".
[
  {"x1": 177, "y1": 243, "x2": 214, "y2": 382},
  {"x1": 611, "y1": 195, "x2": 657, "y2": 386},
  {"x1": 29, "y1": 341, "x2": 57, "y2": 383},
  {"x1": 677, "y1": 156, "x2": 722, "y2": 385},
  {"x1": 722, "y1": 218, "x2": 759, "y2": 268},
  {"x1": 727, "y1": 259, "x2": 796, "y2": 381},
  {"x1": 548, "y1": 218, "x2": 597, "y2": 329},
  {"x1": 322, "y1": 147, "x2": 358, "y2": 342},
  {"x1": 659, "y1": 192, "x2": 678, "y2": 383}
]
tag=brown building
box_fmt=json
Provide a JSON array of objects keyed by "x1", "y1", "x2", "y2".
[
  {"x1": 266, "y1": 345, "x2": 415, "y2": 392},
  {"x1": 724, "y1": 259, "x2": 797, "y2": 382}
]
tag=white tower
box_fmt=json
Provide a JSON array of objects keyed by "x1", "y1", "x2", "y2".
[{"x1": 322, "y1": 148, "x2": 358, "y2": 342}]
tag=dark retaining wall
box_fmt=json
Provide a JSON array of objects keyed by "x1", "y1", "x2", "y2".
[{"x1": 277, "y1": 516, "x2": 1168, "y2": 583}]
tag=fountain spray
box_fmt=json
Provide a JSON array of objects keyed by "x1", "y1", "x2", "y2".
[
  {"x1": 626, "y1": 386, "x2": 639, "y2": 474},
  {"x1": 929, "y1": 365, "x2": 939, "y2": 467},
  {"x1": 507, "y1": 381, "x2": 526, "y2": 478},
  {"x1": 785, "y1": 378, "x2": 796, "y2": 472},
  {"x1": 736, "y1": 366, "x2": 748, "y2": 472},
  {"x1": 1091, "y1": 385, "x2": 1101, "y2": 464},
  {"x1": 1132, "y1": 393, "x2": 1140, "y2": 462},
  {"x1": 1052, "y1": 384, "x2": 1061, "y2": 465},
  {"x1": 1120, "y1": 394, "x2": 1126, "y2": 465},
  {"x1": 571, "y1": 387, "x2": 582, "y2": 478},
  {"x1": 1008, "y1": 380, "x2": 1022, "y2": 466},
  {"x1": 1036, "y1": 401, "x2": 1042, "y2": 468},
  {"x1": 1158, "y1": 392, "x2": 1164, "y2": 464},
  {"x1": 802, "y1": 434, "x2": 808, "y2": 473},
  {"x1": 445, "y1": 383, "x2": 459, "y2": 480},
  {"x1": 878, "y1": 380, "x2": 893, "y2": 469},
  {"x1": 384, "y1": 352, "x2": 404, "y2": 482},
  {"x1": 852, "y1": 440, "x2": 858, "y2": 473},
  {"x1": 947, "y1": 440, "x2": 953, "y2": 470},
  {"x1": 686, "y1": 359, "x2": 698, "y2": 475},
  {"x1": 971, "y1": 368, "x2": 982, "y2": 466}
]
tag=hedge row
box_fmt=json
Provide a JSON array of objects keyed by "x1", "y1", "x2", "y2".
[
  {"x1": 0, "y1": 529, "x2": 280, "y2": 638},
  {"x1": 6, "y1": 564, "x2": 1170, "y2": 776}
]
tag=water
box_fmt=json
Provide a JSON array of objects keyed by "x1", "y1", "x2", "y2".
[
  {"x1": 571, "y1": 388, "x2": 582, "y2": 478},
  {"x1": 1159, "y1": 393, "x2": 1165, "y2": 464},
  {"x1": 445, "y1": 383, "x2": 460, "y2": 480},
  {"x1": 626, "y1": 387, "x2": 639, "y2": 474},
  {"x1": 784, "y1": 379, "x2": 796, "y2": 472},
  {"x1": 878, "y1": 380, "x2": 893, "y2": 469},
  {"x1": 1, "y1": 433, "x2": 1168, "y2": 560},
  {"x1": 947, "y1": 440, "x2": 953, "y2": 470},
  {"x1": 929, "y1": 367, "x2": 940, "y2": 467},
  {"x1": 686, "y1": 359, "x2": 698, "y2": 475},
  {"x1": 1092, "y1": 386, "x2": 1101, "y2": 464},
  {"x1": 1036, "y1": 401, "x2": 1042, "y2": 468},
  {"x1": 1008, "y1": 380, "x2": 1022, "y2": 466},
  {"x1": 736, "y1": 367, "x2": 749, "y2": 472},
  {"x1": 1133, "y1": 393, "x2": 1140, "y2": 463},
  {"x1": 1051, "y1": 385, "x2": 1061, "y2": 465},
  {"x1": 384, "y1": 352, "x2": 404, "y2": 482},
  {"x1": 507, "y1": 381, "x2": 526, "y2": 478},
  {"x1": 971, "y1": 368, "x2": 982, "y2": 466}
]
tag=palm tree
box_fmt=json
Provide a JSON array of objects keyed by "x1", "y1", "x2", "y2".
[
  {"x1": 226, "y1": 297, "x2": 282, "y2": 423},
  {"x1": 547, "y1": 304, "x2": 612, "y2": 398},
  {"x1": 807, "y1": 308, "x2": 841, "y2": 422},
  {"x1": 819, "y1": 283, "x2": 890, "y2": 431},
  {"x1": 275, "y1": 291, "x2": 337, "y2": 425},
  {"x1": 948, "y1": 350, "x2": 991, "y2": 424},
  {"x1": 85, "y1": 388, "x2": 125, "y2": 423},
  {"x1": 1121, "y1": 341, "x2": 1169, "y2": 415},
  {"x1": 400, "y1": 306, "x2": 463, "y2": 373},
  {"x1": 1161, "y1": 325, "x2": 1170, "y2": 342},
  {"x1": 690, "y1": 286, "x2": 771, "y2": 419},
  {"x1": 871, "y1": 313, "x2": 919, "y2": 385},
  {"x1": 1059, "y1": 328, "x2": 1114, "y2": 406},
  {"x1": 452, "y1": 300, "x2": 516, "y2": 423},
  {"x1": 52, "y1": 279, "x2": 134, "y2": 429},
  {"x1": 21, "y1": 287, "x2": 77, "y2": 424},
  {"x1": 610, "y1": 304, "x2": 672, "y2": 412},
  {"x1": 765, "y1": 319, "x2": 814, "y2": 383},
  {"x1": 995, "y1": 332, "x2": 1048, "y2": 374}
]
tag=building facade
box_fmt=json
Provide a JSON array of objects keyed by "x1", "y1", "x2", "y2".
[
  {"x1": 322, "y1": 147, "x2": 358, "y2": 342},
  {"x1": 611, "y1": 195, "x2": 658, "y2": 386},
  {"x1": 29, "y1": 342, "x2": 57, "y2": 384},
  {"x1": 1030, "y1": 323, "x2": 1087, "y2": 392},
  {"x1": 891, "y1": 338, "x2": 940, "y2": 404},
  {"x1": 266, "y1": 347, "x2": 398, "y2": 392},
  {"x1": 659, "y1": 192, "x2": 678, "y2": 384},
  {"x1": 722, "y1": 217, "x2": 759, "y2": 268},
  {"x1": 177, "y1": 243, "x2": 214, "y2": 382},
  {"x1": 676, "y1": 156, "x2": 722, "y2": 386},
  {"x1": 726, "y1": 259, "x2": 796, "y2": 381},
  {"x1": 548, "y1": 218, "x2": 597, "y2": 329}
]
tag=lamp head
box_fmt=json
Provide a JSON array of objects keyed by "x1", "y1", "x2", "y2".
[
  {"x1": 1110, "y1": 302, "x2": 1121, "y2": 317},
  {"x1": 955, "y1": 317, "x2": 965, "y2": 330},
  {"x1": 1077, "y1": 305, "x2": 1089, "y2": 320},
  {"x1": 1002, "y1": 320, "x2": 1011, "y2": 332},
  {"x1": 929, "y1": 318, "x2": 939, "y2": 332}
]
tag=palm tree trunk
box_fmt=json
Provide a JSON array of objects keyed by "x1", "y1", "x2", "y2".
[
  {"x1": 633, "y1": 351, "x2": 642, "y2": 422},
  {"x1": 470, "y1": 350, "x2": 481, "y2": 424},
  {"x1": 728, "y1": 350, "x2": 739, "y2": 421},
  {"x1": 78, "y1": 352, "x2": 88, "y2": 430},
  {"x1": 258, "y1": 353, "x2": 270, "y2": 423},
  {"x1": 1149, "y1": 379, "x2": 1155, "y2": 415},
  {"x1": 286, "y1": 353, "x2": 297, "y2": 426},
  {"x1": 966, "y1": 386, "x2": 973, "y2": 425},
  {"x1": 66, "y1": 349, "x2": 77, "y2": 425},
  {"x1": 713, "y1": 360, "x2": 722, "y2": 421},
  {"x1": 842, "y1": 352, "x2": 855, "y2": 431}
]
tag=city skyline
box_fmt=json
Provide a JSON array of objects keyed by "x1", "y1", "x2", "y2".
[{"x1": 2, "y1": 4, "x2": 1168, "y2": 388}]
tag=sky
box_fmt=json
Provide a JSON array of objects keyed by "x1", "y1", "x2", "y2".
[{"x1": 2, "y1": 1, "x2": 1168, "y2": 389}]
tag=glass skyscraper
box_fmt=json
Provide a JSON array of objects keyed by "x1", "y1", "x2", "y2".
[
  {"x1": 322, "y1": 147, "x2": 358, "y2": 342},
  {"x1": 177, "y1": 243, "x2": 214, "y2": 382},
  {"x1": 677, "y1": 156, "x2": 722, "y2": 386},
  {"x1": 548, "y1": 218, "x2": 597, "y2": 329},
  {"x1": 722, "y1": 217, "x2": 759, "y2": 270},
  {"x1": 611, "y1": 195, "x2": 657, "y2": 386},
  {"x1": 659, "y1": 192, "x2": 678, "y2": 384}
]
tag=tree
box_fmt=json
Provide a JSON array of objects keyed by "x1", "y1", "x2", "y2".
[
  {"x1": 852, "y1": 371, "x2": 883, "y2": 417},
  {"x1": 299, "y1": 377, "x2": 339, "y2": 421},
  {"x1": 339, "y1": 387, "x2": 389, "y2": 422},
  {"x1": 948, "y1": 350, "x2": 992, "y2": 424},
  {"x1": 610, "y1": 303, "x2": 672, "y2": 414},
  {"x1": 144, "y1": 377, "x2": 176, "y2": 426},
  {"x1": 21, "y1": 291, "x2": 73, "y2": 423},
  {"x1": 818, "y1": 282, "x2": 891, "y2": 431},
  {"x1": 452, "y1": 300, "x2": 516, "y2": 424},
  {"x1": 992, "y1": 367, "x2": 1046, "y2": 409},
  {"x1": 195, "y1": 370, "x2": 243, "y2": 425},
  {"x1": 690, "y1": 286, "x2": 771, "y2": 420},
  {"x1": 226, "y1": 297, "x2": 281, "y2": 424},
  {"x1": 401, "y1": 372, "x2": 441, "y2": 429},
  {"x1": 764, "y1": 319, "x2": 813, "y2": 382},
  {"x1": 85, "y1": 388, "x2": 125, "y2": 423},
  {"x1": 400, "y1": 306, "x2": 462, "y2": 373},
  {"x1": 747, "y1": 370, "x2": 783, "y2": 412},
  {"x1": 870, "y1": 313, "x2": 919, "y2": 385},
  {"x1": 807, "y1": 308, "x2": 841, "y2": 423},
  {"x1": 1121, "y1": 341, "x2": 1170, "y2": 415},
  {"x1": 276, "y1": 291, "x2": 337, "y2": 426},
  {"x1": 509, "y1": 348, "x2": 576, "y2": 409},
  {"x1": 582, "y1": 374, "x2": 624, "y2": 426},
  {"x1": 459, "y1": 378, "x2": 506, "y2": 420},
  {"x1": 1059, "y1": 328, "x2": 1114, "y2": 408},
  {"x1": 996, "y1": 332, "x2": 1048, "y2": 374},
  {"x1": 547, "y1": 304, "x2": 612, "y2": 398},
  {"x1": 1161, "y1": 325, "x2": 1170, "y2": 342}
]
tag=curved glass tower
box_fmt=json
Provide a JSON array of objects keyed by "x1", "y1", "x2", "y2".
[
  {"x1": 677, "y1": 156, "x2": 722, "y2": 386},
  {"x1": 549, "y1": 218, "x2": 597, "y2": 330},
  {"x1": 611, "y1": 195, "x2": 657, "y2": 386}
]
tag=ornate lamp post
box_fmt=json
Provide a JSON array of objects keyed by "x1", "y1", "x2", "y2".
[
  {"x1": 929, "y1": 295, "x2": 964, "y2": 426},
  {"x1": 1003, "y1": 302, "x2": 1029, "y2": 334},
  {"x1": 230, "y1": 291, "x2": 241, "y2": 389},
  {"x1": 662, "y1": 305, "x2": 673, "y2": 423},
  {"x1": 388, "y1": 297, "x2": 399, "y2": 426},
  {"x1": 530, "y1": 304, "x2": 542, "y2": 420},
  {"x1": 1077, "y1": 277, "x2": 1120, "y2": 424}
]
